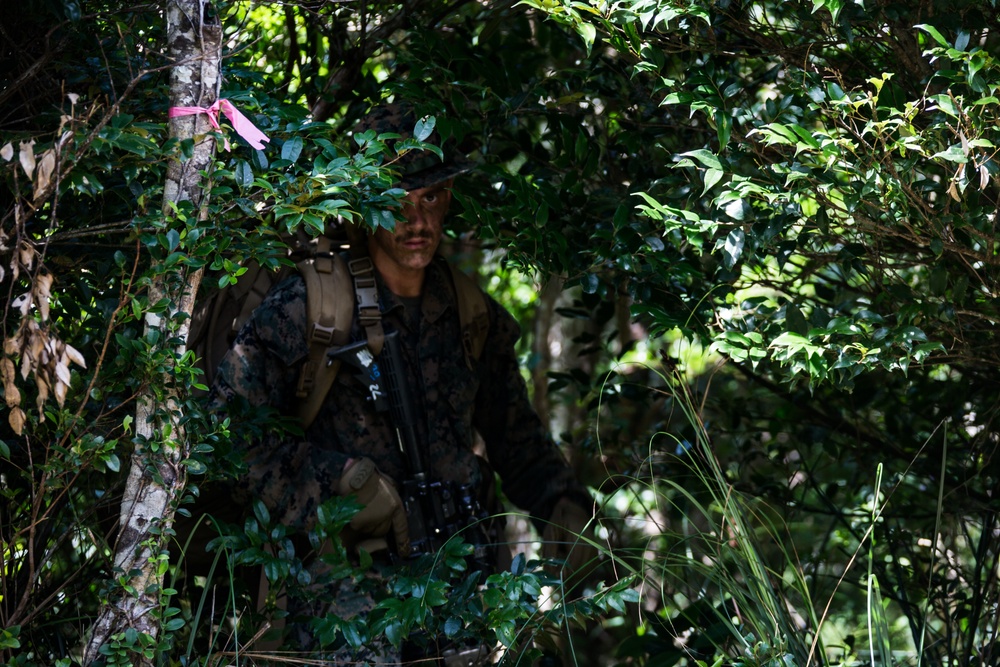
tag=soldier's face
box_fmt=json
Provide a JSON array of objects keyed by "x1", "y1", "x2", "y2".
[{"x1": 370, "y1": 180, "x2": 453, "y2": 276}]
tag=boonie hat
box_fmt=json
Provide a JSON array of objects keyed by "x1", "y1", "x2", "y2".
[{"x1": 353, "y1": 103, "x2": 476, "y2": 190}]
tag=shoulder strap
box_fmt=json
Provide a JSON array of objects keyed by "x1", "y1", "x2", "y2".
[
  {"x1": 295, "y1": 237, "x2": 354, "y2": 427},
  {"x1": 446, "y1": 261, "x2": 491, "y2": 369},
  {"x1": 347, "y1": 240, "x2": 385, "y2": 356}
]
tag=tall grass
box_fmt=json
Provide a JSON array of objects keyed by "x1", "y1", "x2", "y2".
[{"x1": 591, "y1": 364, "x2": 911, "y2": 667}]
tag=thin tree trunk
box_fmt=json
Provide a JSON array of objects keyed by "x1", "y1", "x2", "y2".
[
  {"x1": 83, "y1": 2, "x2": 221, "y2": 663},
  {"x1": 531, "y1": 276, "x2": 563, "y2": 426}
]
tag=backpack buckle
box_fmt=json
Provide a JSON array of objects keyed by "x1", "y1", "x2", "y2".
[
  {"x1": 310, "y1": 322, "x2": 337, "y2": 346},
  {"x1": 348, "y1": 256, "x2": 374, "y2": 277}
]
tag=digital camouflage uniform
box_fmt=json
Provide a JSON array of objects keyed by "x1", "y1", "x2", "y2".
[{"x1": 211, "y1": 252, "x2": 590, "y2": 657}]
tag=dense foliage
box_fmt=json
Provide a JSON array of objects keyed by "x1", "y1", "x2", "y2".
[{"x1": 2, "y1": 0, "x2": 1000, "y2": 665}]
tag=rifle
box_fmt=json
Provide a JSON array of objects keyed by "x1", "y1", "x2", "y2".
[{"x1": 329, "y1": 331, "x2": 498, "y2": 570}]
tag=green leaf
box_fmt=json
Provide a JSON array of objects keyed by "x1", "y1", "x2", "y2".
[
  {"x1": 164, "y1": 251, "x2": 186, "y2": 267},
  {"x1": 915, "y1": 24, "x2": 949, "y2": 48},
  {"x1": 309, "y1": 199, "x2": 350, "y2": 215},
  {"x1": 251, "y1": 148, "x2": 269, "y2": 171},
  {"x1": 913, "y1": 341, "x2": 945, "y2": 363},
  {"x1": 722, "y1": 228, "x2": 745, "y2": 269},
  {"x1": 771, "y1": 331, "x2": 817, "y2": 351},
  {"x1": 281, "y1": 136, "x2": 303, "y2": 163},
  {"x1": 894, "y1": 326, "x2": 929, "y2": 346},
  {"x1": 954, "y1": 30, "x2": 970, "y2": 51},
  {"x1": 703, "y1": 168, "x2": 724, "y2": 194},
  {"x1": 166, "y1": 229, "x2": 180, "y2": 252},
  {"x1": 932, "y1": 144, "x2": 968, "y2": 163},
  {"x1": 495, "y1": 621, "x2": 517, "y2": 647},
  {"x1": 253, "y1": 499, "x2": 270, "y2": 527},
  {"x1": 444, "y1": 617, "x2": 463, "y2": 638},
  {"x1": 679, "y1": 149, "x2": 722, "y2": 171},
  {"x1": 414, "y1": 116, "x2": 436, "y2": 142},
  {"x1": 234, "y1": 160, "x2": 253, "y2": 188},
  {"x1": 384, "y1": 620, "x2": 403, "y2": 648},
  {"x1": 182, "y1": 458, "x2": 207, "y2": 475},
  {"x1": 576, "y1": 22, "x2": 597, "y2": 54},
  {"x1": 723, "y1": 331, "x2": 753, "y2": 346},
  {"x1": 715, "y1": 110, "x2": 731, "y2": 148},
  {"x1": 511, "y1": 552, "x2": 526, "y2": 576},
  {"x1": 163, "y1": 618, "x2": 185, "y2": 632}
]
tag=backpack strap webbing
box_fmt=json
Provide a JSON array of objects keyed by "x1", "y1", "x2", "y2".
[
  {"x1": 348, "y1": 247, "x2": 385, "y2": 356},
  {"x1": 446, "y1": 261, "x2": 491, "y2": 368},
  {"x1": 295, "y1": 237, "x2": 353, "y2": 427}
]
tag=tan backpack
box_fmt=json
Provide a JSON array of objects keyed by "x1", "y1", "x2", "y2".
[{"x1": 189, "y1": 233, "x2": 490, "y2": 428}]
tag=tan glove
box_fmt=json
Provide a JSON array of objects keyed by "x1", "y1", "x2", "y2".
[
  {"x1": 338, "y1": 458, "x2": 411, "y2": 557},
  {"x1": 542, "y1": 496, "x2": 599, "y2": 583}
]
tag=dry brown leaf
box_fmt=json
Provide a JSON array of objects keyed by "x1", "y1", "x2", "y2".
[
  {"x1": 55, "y1": 355, "x2": 72, "y2": 387},
  {"x1": 9, "y1": 407, "x2": 25, "y2": 435},
  {"x1": 34, "y1": 271, "x2": 53, "y2": 322},
  {"x1": 36, "y1": 373, "x2": 49, "y2": 413},
  {"x1": 1, "y1": 358, "x2": 19, "y2": 408},
  {"x1": 18, "y1": 242, "x2": 34, "y2": 272},
  {"x1": 4, "y1": 337, "x2": 17, "y2": 356},
  {"x1": 4, "y1": 381, "x2": 20, "y2": 409},
  {"x1": 947, "y1": 180, "x2": 961, "y2": 202},
  {"x1": 33, "y1": 149, "x2": 56, "y2": 202},
  {"x1": 19, "y1": 140, "x2": 36, "y2": 178},
  {"x1": 43, "y1": 336, "x2": 58, "y2": 363},
  {"x1": 54, "y1": 375, "x2": 68, "y2": 408},
  {"x1": 22, "y1": 328, "x2": 44, "y2": 380},
  {"x1": 64, "y1": 343, "x2": 86, "y2": 369},
  {"x1": 0, "y1": 142, "x2": 12, "y2": 162}
]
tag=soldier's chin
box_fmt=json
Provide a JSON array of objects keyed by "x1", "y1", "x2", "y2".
[{"x1": 402, "y1": 248, "x2": 436, "y2": 265}]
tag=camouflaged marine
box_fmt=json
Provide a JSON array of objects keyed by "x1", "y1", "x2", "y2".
[
  {"x1": 213, "y1": 257, "x2": 589, "y2": 529},
  {"x1": 210, "y1": 102, "x2": 595, "y2": 660}
]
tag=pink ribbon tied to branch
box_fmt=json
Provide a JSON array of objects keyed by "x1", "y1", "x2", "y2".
[{"x1": 168, "y1": 99, "x2": 270, "y2": 151}]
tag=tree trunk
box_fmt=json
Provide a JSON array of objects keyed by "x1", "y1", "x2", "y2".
[{"x1": 83, "y1": 2, "x2": 221, "y2": 663}]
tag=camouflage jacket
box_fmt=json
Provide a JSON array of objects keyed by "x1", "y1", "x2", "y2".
[{"x1": 212, "y1": 255, "x2": 588, "y2": 530}]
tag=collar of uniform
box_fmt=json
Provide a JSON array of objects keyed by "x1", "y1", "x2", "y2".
[
  {"x1": 374, "y1": 256, "x2": 454, "y2": 325},
  {"x1": 375, "y1": 271, "x2": 405, "y2": 319},
  {"x1": 420, "y1": 257, "x2": 457, "y2": 325}
]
